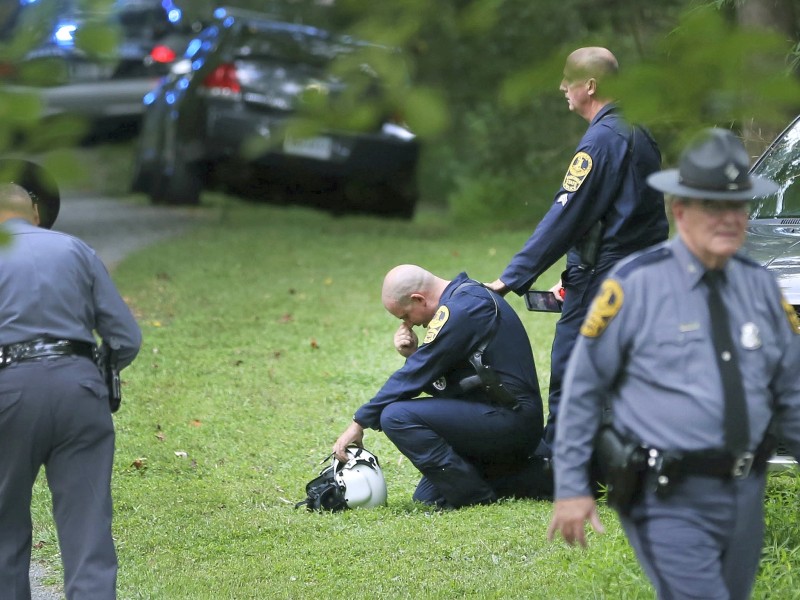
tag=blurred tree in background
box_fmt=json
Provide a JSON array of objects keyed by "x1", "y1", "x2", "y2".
[{"x1": 1, "y1": 0, "x2": 798, "y2": 225}]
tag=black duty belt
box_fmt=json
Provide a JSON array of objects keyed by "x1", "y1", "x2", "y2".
[
  {"x1": 648, "y1": 444, "x2": 771, "y2": 482},
  {"x1": 0, "y1": 338, "x2": 95, "y2": 367}
]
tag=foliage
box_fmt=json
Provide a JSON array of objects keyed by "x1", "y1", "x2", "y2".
[
  {"x1": 611, "y1": 3, "x2": 800, "y2": 162},
  {"x1": 26, "y1": 196, "x2": 800, "y2": 598},
  {"x1": 2, "y1": 0, "x2": 799, "y2": 221}
]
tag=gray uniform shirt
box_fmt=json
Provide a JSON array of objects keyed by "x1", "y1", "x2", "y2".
[
  {"x1": 0, "y1": 218, "x2": 141, "y2": 368},
  {"x1": 554, "y1": 236, "x2": 800, "y2": 499}
]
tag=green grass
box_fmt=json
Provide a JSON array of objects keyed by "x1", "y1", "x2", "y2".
[{"x1": 30, "y1": 195, "x2": 800, "y2": 599}]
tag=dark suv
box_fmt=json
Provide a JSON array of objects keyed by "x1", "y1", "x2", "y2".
[
  {"x1": 130, "y1": 7, "x2": 420, "y2": 218},
  {"x1": 1, "y1": 0, "x2": 194, "y2": 125},
  {"x1": 743, "y1": 114, "x2": 800, "y2": 471}
]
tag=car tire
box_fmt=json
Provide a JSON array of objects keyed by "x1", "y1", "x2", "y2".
[
  {"x1": 149, "y1": 149, "x2": 204, "y2": 206},
  {"x1": 341, "y1": 170, "x2": 417, "y2": 220}
]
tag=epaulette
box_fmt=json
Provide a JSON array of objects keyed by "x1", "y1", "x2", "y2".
[{"x1": 614, "y1": 246, "x2": 672, "y2": 279}]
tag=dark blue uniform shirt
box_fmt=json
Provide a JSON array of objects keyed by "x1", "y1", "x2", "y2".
[
  {"x1": 501, "y1": 104, "x2": 668, "y2": 292},
  {"x1": 354, "y1": 273, "x2": 542, "y2": 429}
]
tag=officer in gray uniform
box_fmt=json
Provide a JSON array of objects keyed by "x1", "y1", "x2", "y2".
[
  {"x1": 0, "y1": 160, "x2": 142, "y2": 599},
  {"x1": 547, "y1": 129, "x2": 800, "y2": 599}
]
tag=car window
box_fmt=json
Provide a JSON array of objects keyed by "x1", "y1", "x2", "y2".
[
  {"x1": 232, "y1": 28, "x2": 354, "y2": 67},
  {"x1": 750, "y1": 117, "x2": 800, "y2": 219}
]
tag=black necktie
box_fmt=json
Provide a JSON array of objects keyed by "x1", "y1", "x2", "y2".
[{"x1": 703, "y1": 270, "x2": 749, "y2": 455}]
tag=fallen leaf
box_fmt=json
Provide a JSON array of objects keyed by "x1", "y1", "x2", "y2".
[
  {"x1": 190, "y1": 419, "x2": 202, "y2": 427},
  {"x1": 310, "y1": 338, "x2": 319, "y2": 349},
  {"x1": 131, "y1": 458, "x2": 147, "y2": 469},
  {"x1": 273, "y1": 351, "x2": 282, "y2": 359},
  {"x1": 155, "y1": 432, "x2": 165, "y2": 442},
  {"x1": 175, "y1": 451, "x2": 188, "y2": 458},
  {"x1": 278, "y1": 313, "x2": 294, "y2": 323},
  {"x1": 33, "y1": 541, "x2": 46, "y2": 550}
]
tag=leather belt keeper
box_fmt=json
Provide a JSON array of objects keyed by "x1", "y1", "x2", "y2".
[
  {"x1": 0, "y1": 338, "x2": 95, "y2": 366},
  {"x1": 663, "y1": 446, "x2": 770, "y2": 480}
]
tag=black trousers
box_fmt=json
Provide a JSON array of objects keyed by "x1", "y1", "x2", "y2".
[{"x1": 379, "y1": 397, "x2": 542, "y2": 508}]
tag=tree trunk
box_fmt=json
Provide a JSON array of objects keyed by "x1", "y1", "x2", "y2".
[{"x1": 735, "y1": 0, "x2": 799, "y2": 156}]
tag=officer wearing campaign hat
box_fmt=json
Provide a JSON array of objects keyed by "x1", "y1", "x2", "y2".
[
  {"x1": 0, "y1": 158, "x2": 61, "y2": 229},
  {"x1": 548, "y1": 128, "x2": 800, "y2": 600},
  {"x1": 0, "y1": 161, "x2": 141, "y2": 597}
]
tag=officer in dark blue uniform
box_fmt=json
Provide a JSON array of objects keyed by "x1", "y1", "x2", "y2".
[
  {"x1": 0, "y1": 160, "x2": 142, "y2": 599},
  {"x1": 333, "y1": 264, "x2": 544, "y2": 509},
  {"x1": 488, "y1": 47, "x2": 668, "y2": 456},
  {"x1": 548, "y1": 129, "x2": 800, "y2": 600}
]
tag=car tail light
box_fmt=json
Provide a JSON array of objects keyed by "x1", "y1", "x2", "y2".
[
  {"x1": 150, "y1": 45, "x2": 177, "y2": 64},
  {"x1": 203, "y1": 63, "x2": 240, "y2": 94}
]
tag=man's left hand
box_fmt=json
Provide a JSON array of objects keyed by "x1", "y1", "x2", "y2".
[
  {"x1": 485, "y1": 279, "x2": 510, "y2": 296},
  {"x1": 546, "y1": 496, "x2": 605, "y2": 548}
]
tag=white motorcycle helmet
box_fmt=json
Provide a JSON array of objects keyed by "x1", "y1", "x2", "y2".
[{"x1": 332, "y1": 447, "x2": 387, "y2": 509}]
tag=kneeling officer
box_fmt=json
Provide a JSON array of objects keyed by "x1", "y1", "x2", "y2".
[{"x1": 333, "y1": 264, "x2": 549, "y2": 509}]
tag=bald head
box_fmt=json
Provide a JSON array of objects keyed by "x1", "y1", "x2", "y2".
[
  {"x1": 564, "y1": 47, "x2": 619, "y2": 85},
  {"x1": 382, "y1": 265, "x2": 437, "y2": 308},
  {"x1": 381, "y1": 264, "x2": 450, "y2": 326},
  {"x1": 0, "y1": 183, "x2": 39, "y2": 224}
]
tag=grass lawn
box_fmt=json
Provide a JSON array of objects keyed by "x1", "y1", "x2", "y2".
[{"x1": 30, "y1": 195, "x2": 800, "y2": 599}]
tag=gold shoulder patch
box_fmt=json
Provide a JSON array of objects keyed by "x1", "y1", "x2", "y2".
[
  {"x1": 562, "y1": 151, "x2": 593, "y2": 193},
  {"x1": 781, "y1": 297, "x2": 800, "y2": 334},
  {"x1": 423, "y1": 306, "x2": 450, "y2": 344},
  {"x1": 580, "y1": 279, "x2": 624, "y2": 338}
]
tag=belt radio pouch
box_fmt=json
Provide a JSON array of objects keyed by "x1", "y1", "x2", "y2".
[
  {"x1": 96, "y1": 343, "x2": 122, "y2": 412},
  {"x1": 594, "y1": 415, "x2": 646, "y2": 514}
]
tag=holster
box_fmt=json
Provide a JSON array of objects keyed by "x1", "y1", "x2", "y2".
[
  {"x1": 577, "y1": 221, "x2": 603, "y2": 269},
  {"x1": 96, "y1": 343, "x2": 122, "y2": 412},
  {"x1": 467, "y1": 350, "x2": 519, "y2": 410},
  {"x1": 594, "y1": 425, "x2": 646, "y2": 514}
]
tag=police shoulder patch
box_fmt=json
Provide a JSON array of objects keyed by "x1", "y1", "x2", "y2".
[
  {"x1": 562, "y1": 151, "x2": 593, "y2": 193},
  {"x1": 423, "y1": 306, "x2": 450, "y2": 344},
  {"x1": 580, "y1": 279, "x2": 624, "y2": 338},
  {"x1": 780, "y1": 297, "x2": 800, "y2": 334}
]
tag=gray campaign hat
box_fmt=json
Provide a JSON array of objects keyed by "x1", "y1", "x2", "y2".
[
  {"x1": 0, "y1": 158, "x2": 60, "y2": 228},
  {"x1": 647, "y1": 127, "x2": 778, "y2": 201}
]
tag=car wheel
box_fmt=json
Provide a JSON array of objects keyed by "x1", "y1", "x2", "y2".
[
  {"x1": 342, "y1": 170, "x2": 417, "y2": 220},
  {"x1": 149, "y1": 149, "x2": 204, "y2": 206}
]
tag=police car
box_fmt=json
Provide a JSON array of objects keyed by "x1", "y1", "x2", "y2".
[
  {"x1": 743, "y1": 114, "x2": 800, "y2": 471},
  {"x1": 1, "y1": 0, "x2": 196, "y2": 130}
]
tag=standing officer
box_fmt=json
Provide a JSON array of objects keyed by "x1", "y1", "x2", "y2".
[
  {"x1": 0, "y1": 160, "x2": 142, "y2": 599},
  {"x1": 333, "y1": 264, "x2": 545, "y2": 509},
  {"x1": 547, "y1": 129, "x2": 800, "y2": 600},
  {"x1": 487, "y1": 47, "x2": 669, "y2": 457}
]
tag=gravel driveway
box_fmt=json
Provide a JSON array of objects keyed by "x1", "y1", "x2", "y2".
[{"x1": 29, "y1": 192, "x2": 212, "y2": 599}]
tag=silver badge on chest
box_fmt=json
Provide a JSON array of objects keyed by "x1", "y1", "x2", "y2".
[{"x1": 740, "y1": 322, "x2": 761, "y2": 350}]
